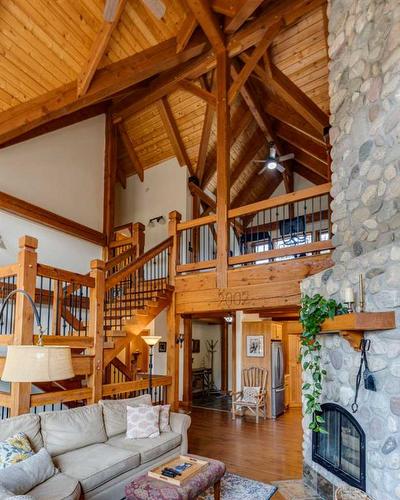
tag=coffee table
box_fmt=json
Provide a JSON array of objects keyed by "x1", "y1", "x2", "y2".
[{"x1": 125, "y1": 455, "x2": 226, "y2": 499}]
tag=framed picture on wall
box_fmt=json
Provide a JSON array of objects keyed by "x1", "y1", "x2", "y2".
[
  {"x1": 246, "y1": 335, "x2": 264, "y2": 357},
  {"x1": 158, "y1": 341, "x2": 167, "y2": 353},
  {"x1": 192, "y1": 339, "x2": 200, "y2": 353}
]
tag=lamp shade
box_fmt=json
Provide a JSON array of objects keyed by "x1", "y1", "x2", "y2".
[
  {"x1": 143, "y1": 336, "x2": 162, "y2": 347},
  {"x1": 2, "y1": 345, "x2": 74, "y2": 382}
]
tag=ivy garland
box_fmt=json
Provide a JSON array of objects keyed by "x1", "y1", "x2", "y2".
[{"x1": 299, "y1": 294, "x2": 346, "y2": 433}]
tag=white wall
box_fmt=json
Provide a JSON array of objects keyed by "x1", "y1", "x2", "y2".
[
  {"x1": 115, "y1": 158, "x2": 191, "y2": 250},
  {"x1": 192, "y1": 321, "x2": 222, "y2": 390},
  {"x1": 0, "y1": 116, "x2": 106, "y2": 272},
  {"x1": 0, "y1": 115, "x2": 105, "y2": 231}
]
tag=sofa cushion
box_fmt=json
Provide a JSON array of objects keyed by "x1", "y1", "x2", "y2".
[
  {"x1": 107, "y1": 431, "x2": 181, "y2": 464},
  {"x1": 53, "y1": 443, "x2": 140, "y2": 493},
  {"x1": 99, "y1": 394, "x2": 152, "y2": 438},
  {"x1": 40, "y1": 405, "x2": 107, "y2": 457},
  {"x1": 28, "y1": 473, "x2": 81, "y2": 500},
  {"x1": 0, "y1": 448, "x2": 57, "y2": 495},
  {"x1": 0, "y1": 415, "x2": 42, "y2": 453}
]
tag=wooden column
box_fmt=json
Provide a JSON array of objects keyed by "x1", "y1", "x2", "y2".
[
  {"x1": 215, "y1": 50, "x2": 230, "y2": 288},
  {"x1": 220, "y1": 321, "x2": 228, "y2": 393},
  {"x1": 182, "y1": 317, "x2": 193, "y2": 408},
  {"x1": 231, "y1": 316, "x2": 237, "y2": 394},
  {"x1": 88, "y1": 259, "x2": 105, "y2": 403},
  {"x1": 10, "y1": 236, "x2": 38, "y2": 416},
  {"x1": 167, "y1": 294, "x2": 180, "y2": 410},
  {"x1": 132, "y1": 222, "x2": 145, "y2": 257},
  {"x1": 103, "y1": 113, "x2": 117, "y2": 244},
  {"x1": 168, "y1": 211, "x2": 182, "y2": 286}
]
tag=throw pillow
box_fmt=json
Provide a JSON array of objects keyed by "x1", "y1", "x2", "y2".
[
  {"x1": 126, "y1": 405, "x2": 161, "y2": 439},
  {"x1": 99, "y1": 394, "x2": 152, "y2": 437},
  {"x1": 0, "y1": 448, "x2": 57, "y2": 495},
  {"x1": 159, "y1": 404, "x2": 171, "y2": 432},
  {"x1": 0, "y1": 433, "x2": 34, "y2": 470},
  {"x1": 242, "y1": 386, "x2": 260, "y2": 403}
]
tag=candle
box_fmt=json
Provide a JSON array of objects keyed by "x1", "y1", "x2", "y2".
[
  {"x1": 343, "y1": 287, "x2": 354, "y2": 303},
  {"x1": 359, "y1": 274, "x2": 365, "y2": 312}
]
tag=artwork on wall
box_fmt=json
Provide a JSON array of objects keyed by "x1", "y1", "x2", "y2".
[
  {"x1": 247, "y1": 335, "x2": 264, "y2": 357},
  {"x1": 158, "y1": 341, "x2": 167, "y2": 353},
  {"x1": 192, "y1": 339, "x2": 200, "y2": 353}
]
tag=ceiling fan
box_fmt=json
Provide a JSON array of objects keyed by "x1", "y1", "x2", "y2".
[
  {"x1": 104, "y1": 0, "x2": 166, "y2": 22},
  {"x1": 254, "y1": 143, "x2": 294, "y2": 174}
]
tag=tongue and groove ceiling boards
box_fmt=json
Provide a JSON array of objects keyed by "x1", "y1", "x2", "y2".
[{"x1": 0, "y1": 0, "x2": 330, "y2": 207}]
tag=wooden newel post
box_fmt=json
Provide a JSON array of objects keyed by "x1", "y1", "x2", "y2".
[
  {"x1": 168, "y1": 210, "x2": 182, "y2": 286},
  {"x1": 88, "y1": 259, "x2": 105, "y2": 404},
  {"x1": 11, "y1": 236, "x2": 38, "y2": 416},
  {"x1": 133, "y1": 222, "x2": 145, "y2": 258}
]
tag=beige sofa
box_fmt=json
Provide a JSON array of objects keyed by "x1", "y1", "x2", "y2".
[{"x1": 0, "y1": 396, "x2": 191, "y2": 500}]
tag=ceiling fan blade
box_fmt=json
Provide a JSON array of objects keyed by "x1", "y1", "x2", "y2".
[
  {"x1": 278, "y1": 153, "x2": 295, "y2": 162},
  {"x1": 141, "y1": 0, "x2": 166, "y2": 19},
  {"x1": 253, "y1": 160, "x2": 266, "y2": 163},
  {"x1": 277, "y1": 163, "x2": 286, "y2": 173},
  {"x1": 258, "y1": 165, "x2": 268, "y2": 175},
  {"x1": 103, "y1": 0, "x2": 120, "y2": 21}
]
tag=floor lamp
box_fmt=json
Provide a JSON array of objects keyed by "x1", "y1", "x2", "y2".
[{"x1": 143, "y1": 336, "x2": 161, "y2": 399}]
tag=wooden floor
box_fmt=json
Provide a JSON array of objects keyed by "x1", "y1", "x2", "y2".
[{"x1": 188, "y1": 407, "x2": 303, "y2": 496}]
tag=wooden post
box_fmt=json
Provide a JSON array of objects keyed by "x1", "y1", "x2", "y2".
[
  {"x1": 231, "y1": 315, "x2": 237, "y2": 394},
  {"x1": 88, "y1": 259, "x2": 105, "y2": 403},
  {"x1": 167, "y1": 294, "x2": 180, "y2": 410},
  {"x1": 132, "y1": 222, "x2": 145, "y2": 257},
  {"x1": 10, "y1": 236, "x2": 38, "y2": 416},
  {"x1": 168, "y1": 211, "x2": 182, "y2": 286},
  {"x1": 103, "y1": 113, "x2": 117, "y2": 244},
  {"x1": 220, "y1": 321, "x2": 228, "y2": 393},
  {"x1": 182, "y1": 317, "x2": 193, "y2": 408},
  {"x1": 215, "y1": 50, "x2": 230, "y2": 288}
]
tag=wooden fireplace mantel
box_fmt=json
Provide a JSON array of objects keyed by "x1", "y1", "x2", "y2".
[{"x1": 289, "y1": 312, "x2": 396, "y2": 350}]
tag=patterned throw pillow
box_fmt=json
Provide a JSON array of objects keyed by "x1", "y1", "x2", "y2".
[
  {"x1": 242, "y1": 386, "x2": 260, "y2": 403},
  {"x1": 0, "y1": 433, "x2": 34, "y2": 470},
  {"x1": 159, "y1": 404, "x2": 171, "y2": 432},
  {"x1": 126, "y1": 405, "x2": 161, "y2": 439}
]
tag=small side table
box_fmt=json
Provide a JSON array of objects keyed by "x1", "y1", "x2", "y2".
[{"x1": 125, "y1": 455, "x2": 226, "y2": 500}]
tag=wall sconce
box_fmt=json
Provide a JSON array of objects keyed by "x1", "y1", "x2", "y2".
[
  {"x1": 176, "y1": 332, "x2": 184, "y2": 348},
  {"x1": 224, "y1": 314, "x2": 233, "y2": 324},
  {"x1": 148, "y1": 216, "x2": 166, "y2": 227}
]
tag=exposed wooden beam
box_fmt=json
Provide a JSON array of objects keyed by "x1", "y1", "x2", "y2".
[
  {"x1": 186, "y1": 0, "x2": 226, "y2": 53},
  {"x1": 157, "y1": 97, "x2": 195, "y2": 176},
  {"x1": 176, "y1": 12, "x2": 198, "y2": 53},
  {"x1": 288, "y1": 144, "x2": 328, "y2": 179},
  {"x1": 189, "y1": 181, "x2": 216, "y2": 211},
  {"x1": 264, "y1": 54, "x2": 329, "y2": 134},
  {"x1": 232, "y1": 169, "x2": 282, "y2": 208},
  {"x1": 224, "y1": 0, "x2": 265, "y2": 34},
  {"x1": 275, "y1": 122, "x2": 327, "y2": 163},
  {"x1": 212, "y1": 0, "x2": 239, "y2": 17},
  {"x1": 215, "y1": 50, "x2": 230, "y2": 288},
  {"x1": 293, "y1": 163, "x2": 326, "y2": 185},
  {"x1": 230, "y1": 128, "x2": 265, "y2": 187},
  {"x1": 197, "y1": 72, "x2": 216, "y2": 183},
  {"x1": 0, "y1": 38, "x2": 208, "y2": 146},
  {"x1": 117, "y1": 122, "x2": 144, "y2": 181},
  {"x1": 283, "y1": 165, "x2": 294, "y2": 193},
  {"x1": 77, "y1": 0, "x2": 127, "y2": 97},
  {"x1": 103, "y1": 114, "x2": 117, "y2": 241},
  {"x1": 0, "y1": 191, "x2": 105, "y2": 246},
  {"x1": 228, "y1": 22, "x2": 281, "y2": 105},
  {"x1": 179, "y1": 79, "x2": 216, "y2": 106}
]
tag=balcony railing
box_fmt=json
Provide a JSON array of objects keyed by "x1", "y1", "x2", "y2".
[{"x1": 174, "y1": 183, "x2": 333, "y2": 274}]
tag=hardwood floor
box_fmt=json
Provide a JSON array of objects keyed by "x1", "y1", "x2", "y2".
[{"x1": 188, "y1": 407, "x2": 303, "y2": 497}]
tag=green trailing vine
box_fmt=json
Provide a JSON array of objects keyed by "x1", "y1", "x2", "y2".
[{"x1": 300, "y1": 294, "x2": 346, "y2": 433}]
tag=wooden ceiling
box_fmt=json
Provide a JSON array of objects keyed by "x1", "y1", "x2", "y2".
[{"x1": 0, "y1": 0, "x2": 330, "y2": 208}]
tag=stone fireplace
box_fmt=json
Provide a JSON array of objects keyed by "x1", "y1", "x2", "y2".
[{"x1": 301, "y1": 0, "x2": 400, "y2": 498}]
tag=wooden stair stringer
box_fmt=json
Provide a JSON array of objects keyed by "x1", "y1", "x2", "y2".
[{"x1": 103, "y1": 291, "x2": 172, "y2": 368}]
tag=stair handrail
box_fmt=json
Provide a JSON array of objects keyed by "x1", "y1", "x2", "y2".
[
  {"x1": 105, "y1": 246, "x2": 136, "y2": 273},
  {"x1": 105, "y1": 237, "x2": 173, "y2": 291}
]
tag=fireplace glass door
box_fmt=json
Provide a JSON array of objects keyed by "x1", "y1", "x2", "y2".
[{"x1": 312, "y1": 403, "x2": 366, "y2": 490}]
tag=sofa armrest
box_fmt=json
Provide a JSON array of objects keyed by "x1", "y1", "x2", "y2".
[{"x1": 170, "y1": 412, "x2": 191, "y2": 454}]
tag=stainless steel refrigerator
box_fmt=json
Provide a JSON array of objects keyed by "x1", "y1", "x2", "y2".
[{"x1": 271, "y1": 341, "x2": 285, "y2": 418}]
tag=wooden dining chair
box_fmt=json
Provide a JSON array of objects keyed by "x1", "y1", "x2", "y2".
[{"x1": 231, "y1": 367, "x2": 268, "y2": 423}]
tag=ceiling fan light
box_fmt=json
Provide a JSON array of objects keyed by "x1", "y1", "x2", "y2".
[{"x1": 267, "y1": 159, "x2": 278, "y2": 170}]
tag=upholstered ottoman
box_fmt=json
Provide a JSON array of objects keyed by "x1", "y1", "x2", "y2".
[{"x1": 125, "y1": 455, "x2": 226, "y2": 499}]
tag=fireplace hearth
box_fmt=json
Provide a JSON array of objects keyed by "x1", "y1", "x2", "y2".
[{"x1": 312, "y1": 403, "x2": 366, "y2": 491}]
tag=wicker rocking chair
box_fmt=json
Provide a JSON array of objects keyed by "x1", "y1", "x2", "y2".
[{"x1": 231, "y1": 367, "x2": 268, "y2": 423}]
